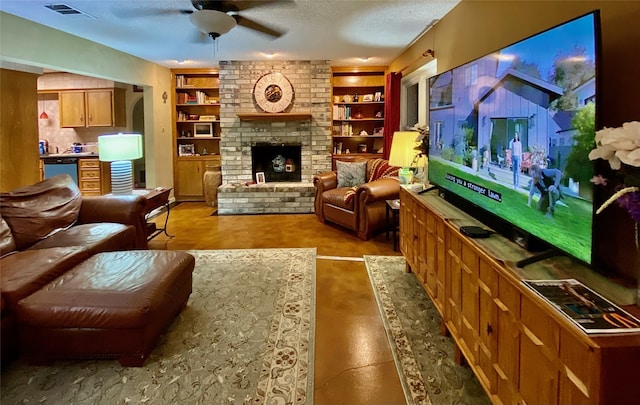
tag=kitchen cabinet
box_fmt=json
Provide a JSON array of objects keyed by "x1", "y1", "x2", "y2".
[
  {"x1": 59, "y1": 88, "x2": 125, "y2": 128},
  {"x1": 399, "y1": 187, "x2": 640, "y2": 405}
]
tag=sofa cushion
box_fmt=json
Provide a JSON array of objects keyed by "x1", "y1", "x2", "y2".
[
  {"x1": 0, "y1": 247, "x2": 90, "y2": 310},
  {"x1": 322, "y1": 187, "x2": 355, "y2": 211},
  {"x1": 336, "y1": 160, "x2": 367, "y2": 188},
  {"x1": 28, "y1": 223, "x2": 136, "y2": 255},
  {"x1": 0, "y1": 216, "x2": 16, "y2": 257},
  {"x1": 0, "y1": 174, "x2": 81, "y2": 250}
]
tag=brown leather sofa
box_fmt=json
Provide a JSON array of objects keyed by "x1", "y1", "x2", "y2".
[
  {"x1": 313, "y1": 158, "x2": 400, "y2": 240},
  {"x1": 0, "y1": 174, "x2": 148, "y2": 366}
]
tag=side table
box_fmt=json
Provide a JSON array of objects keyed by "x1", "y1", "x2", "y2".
[
  {"x1": 385, "y1": 199, "x2": 400, "y2": 251},
  {"x1": 133, "y1": 188, "x2": 174, "y2": 241}
]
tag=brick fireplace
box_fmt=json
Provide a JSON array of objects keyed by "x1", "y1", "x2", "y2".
[{"x1": 216, "y1": 60, "x2": 332, "y2": 214}]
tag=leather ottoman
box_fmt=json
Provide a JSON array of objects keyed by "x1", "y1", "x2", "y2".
[{"x1": 16, "y1": 250, "x2": 195, "y2": 367}]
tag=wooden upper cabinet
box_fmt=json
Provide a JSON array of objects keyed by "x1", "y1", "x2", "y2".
[
  {"x1": 59, "y1": 88, "x2": 125, "y2": 128},
  {"x1": 59, "y1": 91, "x2": 86, "y2": 127}
]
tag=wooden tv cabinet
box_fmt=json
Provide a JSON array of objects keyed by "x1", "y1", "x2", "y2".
[{"x1": 399, "y1": 187, "x2": 640, "y2": 405}]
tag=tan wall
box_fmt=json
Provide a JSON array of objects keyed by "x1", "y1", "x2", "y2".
[{"x1": 390, "y1": 0, "x2": 640, "y2": 280}]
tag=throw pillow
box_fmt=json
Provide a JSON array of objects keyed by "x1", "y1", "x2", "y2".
[
  {"x1": 368, "y1": 158, "x2": 400, "y2": 182},
  {"x1": 336, "y1": 160, "x2": 367, "y2": 188},
  {"x1": 0, "y1": 174, "x2": 81, "y2": 250}
]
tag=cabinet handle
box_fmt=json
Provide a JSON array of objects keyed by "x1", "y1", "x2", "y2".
[
  {"x1": 80, "y1": 115, "x2": 84, "y2": 122},
  {"x1": 88, "y1": 114, "x2": 92, "y2": 122},
  {"x1": 486, "y1": 324, "x2": 493, "y2": 335}
]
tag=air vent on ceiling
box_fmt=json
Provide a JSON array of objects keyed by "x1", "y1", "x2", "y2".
[{"x1": 45, "y1": 4, "x2": 94, "y2": 18}]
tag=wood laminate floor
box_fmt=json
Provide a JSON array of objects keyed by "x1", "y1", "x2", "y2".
[{"x1": 148, "y1": 202, "x2": 406, "y2": 404}]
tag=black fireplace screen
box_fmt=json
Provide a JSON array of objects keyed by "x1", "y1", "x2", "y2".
[{"x1": 251, "y1": 143, "x2": 302, "y2": 183}]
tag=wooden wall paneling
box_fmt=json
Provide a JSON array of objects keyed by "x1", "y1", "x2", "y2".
[{"x1": 0, "y1": 68, "x2": 40, "y2": 192}]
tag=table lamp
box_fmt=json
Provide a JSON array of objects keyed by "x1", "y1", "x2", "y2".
[
  {"x1": 98, "y1": 133, "x2": 143, "y2": 195},
  {"x1": 389, "y1": 131, "x2": 419, "y2": 184}
]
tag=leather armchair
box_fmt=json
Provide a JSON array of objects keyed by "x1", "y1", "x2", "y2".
[{"x1": 313, "y1": 159, "x2": 400, "y2": 240}]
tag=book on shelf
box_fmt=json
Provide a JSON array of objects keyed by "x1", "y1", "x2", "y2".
[
  {"x1": 340, "y1": 122, "x2": 353, "y2": 136},
  {"x1": 332, "y1": 105, "x2": 351, "y2": 120},
  {"x1": 522, "y1": 279, "x2": 640, "y2": 334}
]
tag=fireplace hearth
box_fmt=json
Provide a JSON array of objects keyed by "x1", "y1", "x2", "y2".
[{"x1": 251, "y1": 143, "x2": 302, "y2": 183}]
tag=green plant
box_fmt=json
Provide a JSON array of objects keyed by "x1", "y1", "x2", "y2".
[
  {"x1": 441, "y1": 147, "x2": 455, "y2": 161},
  {"x1": 565, "y1": 102, "x2": 596, "y2": 184}
]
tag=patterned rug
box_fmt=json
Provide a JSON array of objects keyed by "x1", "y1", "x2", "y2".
[
  {"x1": 1, "y1": 248, "x2": 316, "y2": 405},
  {"x1": 364, "y1": 255, "x2": 490, "y2": 405}
]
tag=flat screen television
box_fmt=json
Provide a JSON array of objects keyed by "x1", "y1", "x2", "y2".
[{"x1": 427, "y1": 11, "x2": 600, "y2": 265}]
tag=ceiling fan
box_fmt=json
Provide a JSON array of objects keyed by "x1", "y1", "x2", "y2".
[{"x1": 182, "y1": 0, "x2": 288, "y2": 40}]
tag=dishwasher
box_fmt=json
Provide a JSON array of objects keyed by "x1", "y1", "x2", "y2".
[{"x1": 43, "y1": 157, "x2": 79, "y2": 184}]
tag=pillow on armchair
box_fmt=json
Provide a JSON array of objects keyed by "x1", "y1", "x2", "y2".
[
  {"x1": 336, "y1": 160, "x2": 367, "y2": 188},
  {"x1": 343, "y1": 159, "x2": 400, "y2": 204}
]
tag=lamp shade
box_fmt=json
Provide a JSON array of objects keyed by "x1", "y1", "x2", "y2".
[
  {"x1": 98, "y1": 133, "x2": 143, "y2": 162},
  {"x1": 388, "y1": 131, "x2": 419, "y2": 168},
  {"x1": 189, "y1": 10, "x2": 237, "y2": 38}
]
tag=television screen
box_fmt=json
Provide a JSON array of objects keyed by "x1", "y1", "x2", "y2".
[{"x1": 428, "y1": 11, "x2": 600, "y2": 264}]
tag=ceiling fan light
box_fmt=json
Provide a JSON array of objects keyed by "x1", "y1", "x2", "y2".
[{"x1": 189, "y1": 10, "x2": 237, "y2": 37}]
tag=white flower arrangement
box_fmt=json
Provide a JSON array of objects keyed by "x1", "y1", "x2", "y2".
[
  {"x1": 588, "y1": 121, "x2": 640, "y2": 170},
  {"x1": 589, "y1": 121, "x2": 640, "y2": 248}
]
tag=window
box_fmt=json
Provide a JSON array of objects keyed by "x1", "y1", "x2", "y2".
[
  {"x1": 401, "y1": 59, "x2": 437, "y2": 131},
  {"x1": 464, "y1": 64, "x2": 478, "y2": 87}
]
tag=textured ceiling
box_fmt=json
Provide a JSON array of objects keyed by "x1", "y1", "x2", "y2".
[{"x1": 0, "y1": 0, "x2": 459, "y2": 68}]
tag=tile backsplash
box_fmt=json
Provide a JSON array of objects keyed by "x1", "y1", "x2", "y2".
[{"x1": 37, "y1": 73, "x2": 128, "y2": 154}]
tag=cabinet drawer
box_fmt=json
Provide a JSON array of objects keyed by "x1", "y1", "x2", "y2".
[
  {"x1": 79, "y1": 169, "x2": 100, "y2": 180},
  {"x1": 521, "y1": 295, "x2": 559, "y2": 354},
  {"x1": 79, "y1": 159, "x2": 100, "y2": 168},
  {"x1": 559, "y1": 329, "x2": 596, "y2": 403},
  {"x1": 80, "y1": 180, "x2": 101, "y2": 191}
]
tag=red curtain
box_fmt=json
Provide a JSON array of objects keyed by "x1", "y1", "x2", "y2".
[{"x1": 382, "y1": 71, "x2": 402, "y2": 160}]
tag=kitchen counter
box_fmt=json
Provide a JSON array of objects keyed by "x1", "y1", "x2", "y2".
[{"x1": 40, "y1": 153, "x2": 100, "y2": 159}]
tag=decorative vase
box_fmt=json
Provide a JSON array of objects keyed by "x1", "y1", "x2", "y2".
[
  {"x1": 203, "y1": 164, "x2": 222, "y2": 207},
  {"x1": 285, "y1": 158, "x2": 295, "y2": 172},
  {"x1": 272, "y1": 155, "x2": 286, "y2": 172}
]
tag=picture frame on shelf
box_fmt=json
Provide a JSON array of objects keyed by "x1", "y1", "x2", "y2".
[
  {"x1": 374, "y1": 91, "x2": 382, "y2": 101},
  {"x1": 256, "y1": 172, "x2": 266, "y2": 184},
  {"x1": 373, "y1": 127, "x2": 384, "y2": 136},
  {"x1": 362, "y1": 94, "x2": 374, "y2": 102},
  {"x1": 358, "y1": 143, "x2": 368, "y2": 153},
  {"x1": 178, "y1": 144, "x2": 195, "y2": 156},
  {"x1": 193, "y1": 122, "x2": 213, "y2": 138}
]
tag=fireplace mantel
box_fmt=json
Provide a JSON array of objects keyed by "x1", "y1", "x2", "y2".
[{"x1": 236, "y1": 112, "x2": 312, "y2": 121}]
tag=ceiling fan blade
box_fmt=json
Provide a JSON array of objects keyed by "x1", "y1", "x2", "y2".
[
  {"x1": 192, "y1": 0, "x2": 294, "y2": 12},
  {"x1": 224, "y1": 1, "x2": 295, "y2": 12},
  {"x1": 112, "y1": 8, "x2": 189, "y2": 19},
  {"x1": 233, "y1": 15, "x2": 285, "y2": 38}
]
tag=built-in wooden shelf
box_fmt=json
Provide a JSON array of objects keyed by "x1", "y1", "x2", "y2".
[{"x1": 236, "y1": 112, "x2": 312, "y2": 121}]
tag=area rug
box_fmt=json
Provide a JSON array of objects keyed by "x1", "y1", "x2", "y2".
[
  {"x1": 364, "y1": 255, "x2": 490, "y2": 405},
  {"x1": 1, "y1": 248, "x2": 316, "y2": 405}
]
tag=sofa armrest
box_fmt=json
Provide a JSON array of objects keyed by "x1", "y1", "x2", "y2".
[
  {"x1": 313, "y1": 171, "x2": 337, "y2": 192},
  {"x1": 356, "y1": 178, "x2": 400, "y2": 204},
  {"x1": 313, "y1": 171, "x2": 338, "y2": 220},
  {"x1": 77, "y1": 195, "x2": 148, "y2": 249}
]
